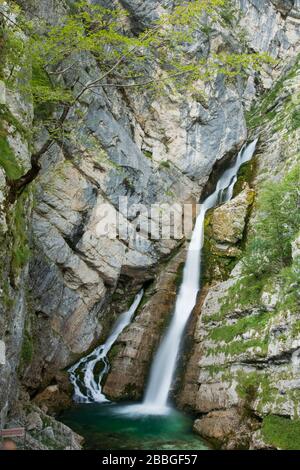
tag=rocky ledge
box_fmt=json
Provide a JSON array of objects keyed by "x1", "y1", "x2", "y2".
[{"x1": 179, "y1": 62, "x2": 300, "y2": 449}]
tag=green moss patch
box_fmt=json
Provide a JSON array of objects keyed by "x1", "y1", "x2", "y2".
[
  {"x1": 207, "y1": 336, "x2": 268, "y2": 358},
  {"x1": 10, "y1": 190, "x2": 31, "y2": 273},
  {"x1": 233, "y1": 158, "x2": 257, "y2": 198},
  {"x1": 20, "y1": 330, "x2": 34, "y2": 367},
  {"x1": 220, "y1": 275, "x2": 265, "y2": 317},
  {"x1": 209, "y1": 310, "x2": 271, "y2": 344},
  {"x1": 219, "y1": 164, "x2": 300, "y2": 319},
  {"x1": 236, "y1": 371, "x2": 279, "y2": 404},
  {"x1": 0, "y1": 104, "x2": 27, "y2": 179},
  {"x1": 0, "y1": 134, "x2": 23, "y2": 180},
  {"x1": 247, "y1": 56, "x2": 300, "y2": 136},
  {"x1": 159, "y1": 160, "x2": 171, "y2": 169},
  {"x1": 262, "y1": 415, "x2": 300, "y2": 450}
]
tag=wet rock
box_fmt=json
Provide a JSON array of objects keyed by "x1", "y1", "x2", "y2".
[
  {"x1": 103, "y1": 248, "x2": 187, "y2": 400},
  {"x1": 211, "y1": 185, "x2": 255, "y2": 244}
]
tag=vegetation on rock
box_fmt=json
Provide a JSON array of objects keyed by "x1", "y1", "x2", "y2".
[
  {"x1": 221, "y1": 164, "x2": 300, "y2": 316},
  {"x1": 262, "y1": 415, "x2": 300, "y2": 450},
  {"x1": 0, "y1": 0, "x2": 273, "y2": 200}
]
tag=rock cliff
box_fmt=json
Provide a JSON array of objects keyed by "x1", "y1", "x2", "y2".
[
  {"x1": 104, "y1": 1, "x2": 300, "y2": 407},
  {"x1": 179, "y1": 58, "x2": 300, "y2": 449},
  {"x1": 0, "y1": 0, "x2": 299, "y2": 450}
]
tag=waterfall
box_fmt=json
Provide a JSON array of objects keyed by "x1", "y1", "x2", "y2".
[
  {"x1": 142, "y1": 140, "x2": 258, "y2": 413},
  {"x1": 68, "y1": 140, "x2": 257, "y2": 412},
  {"x1": 69, "y1": 290, "x2": 144, "y2": 403}
]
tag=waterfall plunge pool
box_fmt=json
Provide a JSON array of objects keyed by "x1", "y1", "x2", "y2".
[
  {"x1": 61, "y1": 141, "x2": 258, "y2": 450},
  {"x1": 60, "y1": 403, "x2": 209, "y2": 450}
]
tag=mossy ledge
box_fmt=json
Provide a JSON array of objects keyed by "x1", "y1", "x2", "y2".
[{"x1": 262, "y1": 415, "x2": 300, "y2": 450}]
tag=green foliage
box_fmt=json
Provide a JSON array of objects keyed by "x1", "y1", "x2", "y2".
[
  {"x1": 2, "y1": 0, "x2": 273, "y2": 107},
  {"x1": 279, "y1": 259, "x2": 300, "y2": 317},
  {"x1": 143, "y1": 150, "x2": 153, "y2": 160},
  {"x1": 0, "y1": 103, "x2": 29, "y2": 179},
  {"x1": 242, "y1": 165, "x2": 300, "y2": 277},
  {"x1": 219, "y1": 165, "x2": 300, "y2": 316},
  {"x1": 247, "y1": 55, "x2": 300, "y2": 132},
  {"x1": 209, "y1": 311, "x2": 271, "y2": 343},
  {"x1": 30, "y1": 63, "x2": 72, "y2": 105},
  {"x1": 20, "y1": 330, "x2": 33, "y2": 366},
  {"x1": 262, "y1": 415, "x2": 300, "y2": 450},
  {"x1": 0, "y1": 133, "x2": 22, "y2": 179},
  {"x1": 10, "y1": 190, "x2": 31, "y2": 272},
  {"x1": 0, "y1": 112, "x2": 22, "y2": 180},
  {"x1": 217, "y1": 164, "x2": 300, "y2": 333},
  {"x1": 0, "y1": 278, "x2": 14, "y2": 309},
  {"x1": 159, "y1": 160, "x2": 171, "y2": 169}
]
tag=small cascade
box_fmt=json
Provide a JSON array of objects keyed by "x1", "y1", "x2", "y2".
[
  {"x1": 69, "y1": 290, "x2": 144, "y2": 403},
  {"x1": 142, "y1": 140, "x2": 258, "y2": 413}
]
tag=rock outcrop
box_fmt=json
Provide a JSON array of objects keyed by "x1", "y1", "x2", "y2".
[
  {"x1": 0, "y1": 0, "x2": 299, "y2": 450},
  {"x1": 103, "y1": 247, "x2": 187, "y2": 400},
  {"x1": 179, "y1": 61, "x2": 300, "y2": 449},
  {"x1": 211, "y1": 186, "x2": 255, "y2": 245}
]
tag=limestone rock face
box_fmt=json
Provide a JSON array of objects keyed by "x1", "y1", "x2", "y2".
[
  {"x1": 0, "y1": 75, "x2": 33, "y2": 428},
  {"x1": 211, "y1": 186, "x2": 255, "y2": 244},
  {"x1": 1, "y1": 0, "x2": 300, "y2": 448},
  {"x1": 270, "y1": 0, "x2": 295, "y2": 15},
  {"x1": 103, "y1": 247, "x2": 187, "y2": 400},
  {"x1": 22, "y1": 405, "x2": 84, "y2": 450},
  {"x1": 179, "y1": 67, "x2": 300, "y2": 449},
  {"x1": 21, "y1": 0, "x2": 299, "y2": 392}
]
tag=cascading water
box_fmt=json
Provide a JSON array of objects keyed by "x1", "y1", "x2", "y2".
[
  {"x1": 142, "y1": 139, "x2": 258, "y2": 413},
  {"x1": 69, "y1": 289, "x2": 144, "y2": 403},
  {"x1": 68, "y1": 140, "x2": 257, "y2": 414}
]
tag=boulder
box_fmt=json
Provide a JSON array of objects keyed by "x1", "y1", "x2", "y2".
[
  {"x1": 211, "y1": 185, "x2": 255, "y2": 244},
  {"x1": 194, "y1": 408, "x2": 259, "y2": 449},
  {"x1": 194, "y1": 409, "x2": 241, "y2": 442}
]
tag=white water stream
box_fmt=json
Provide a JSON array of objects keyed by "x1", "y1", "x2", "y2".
[
  {"x1": 69, "y1": 290, "x2": 144, "y2": 403},
  {"x1": 142, "y1": 139, "x2": 258, "y2": 413},
  {"x1": 70, "y1": 140, "x2": 257, "y2": 413}
]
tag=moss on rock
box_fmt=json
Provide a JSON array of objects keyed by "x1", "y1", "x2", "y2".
[{"x1": 262, "y1": 415, "x2": 300, "y2": 450}]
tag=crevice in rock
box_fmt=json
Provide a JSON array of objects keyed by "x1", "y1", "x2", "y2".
[{"x1": 200, "y1": 142, "x2": 246, "y2": 202}]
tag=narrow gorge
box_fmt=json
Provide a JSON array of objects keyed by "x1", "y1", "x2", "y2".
[{"x1": 0, "y1": 0, "x2": 299, "y2": 452}]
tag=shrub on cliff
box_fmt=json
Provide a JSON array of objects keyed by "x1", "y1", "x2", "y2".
[{"x1": 243, "y1": 164, "x2": 300, "y2": 277}]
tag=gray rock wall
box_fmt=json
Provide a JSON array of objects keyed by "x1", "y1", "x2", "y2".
[
  {"x1": 179, "y1": 61, "x2": 300, "y2": 449},
  {"x1": 0, "y1": 0, "x2": 299, "y2": 441}
]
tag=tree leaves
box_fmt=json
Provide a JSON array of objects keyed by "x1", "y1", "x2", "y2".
[
  {"x1": 242, "y1": 165, "x2": 300, "y2": 277},
  {"x1": 1, "y1": 0, "x2": 274, "y2": 105}
]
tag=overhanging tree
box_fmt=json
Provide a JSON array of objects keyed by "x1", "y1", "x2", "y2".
[{"x1": 0, "y1": 0, "x2": 274, "y2": 202}]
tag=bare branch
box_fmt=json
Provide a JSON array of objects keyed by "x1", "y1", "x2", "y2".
[{"x1": 48, "y1": 63, "x2": 76, "y2": 75}]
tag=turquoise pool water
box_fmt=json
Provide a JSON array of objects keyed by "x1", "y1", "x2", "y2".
[{"x1": 60, "y1": 403, "x2": 209, "y2": 450}]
